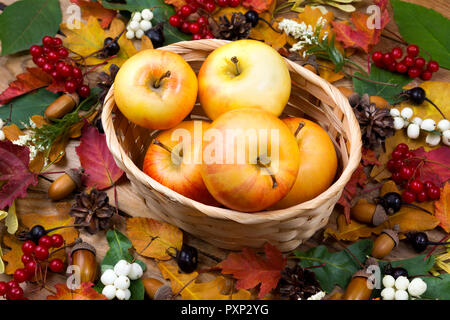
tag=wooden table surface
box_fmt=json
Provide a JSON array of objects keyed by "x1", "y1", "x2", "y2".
[{"x1": 0, "y1": 0, "x2": 449, "y2": 300}]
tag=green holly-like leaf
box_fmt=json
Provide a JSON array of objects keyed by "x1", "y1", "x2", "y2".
[
  {"x1": 391, "y1": 0, "x2": 450, "y2": 70},
  {"x1": 0, "y1": 88, "x2": 60, "y2": 129},
  {"x1": 0, "y1": 0, "x2": 62, "y2": 56},
  {"x1": 98, "y1": 229, "x2": 147, "y2": 300},
  {"x1": 102, "y1": 0, "x2": 190, "y2": 45},
  {"x1": 353, "y1": 64, "x2": 411, "y2": 104},
  {"x1": 294, "y1": 240, "x2": 373, "y2": 292},
  {"x1": 422, "y1": 274, "x2": 450, "y2": 300},
  {"x1": 378, "y1": 255, "x2": 435, "y2": 277}
]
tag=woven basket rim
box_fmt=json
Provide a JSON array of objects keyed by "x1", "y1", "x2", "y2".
[{"x1": 102, "y1": 39, "x2": 362, "y2": 224}]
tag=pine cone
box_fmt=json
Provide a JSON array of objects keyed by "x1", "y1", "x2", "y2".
[
  {"x1": 278, "y1": 265, "x2": 321, "y2": 300},
  {"x1": 97, "y1": 64, "x2": 120, "y2": 104},
  {"x1": 213, "y1": 13, "x2": 252, "y2": 41},
  {"x1": 350, "y1": 93, "x2": 394, "y2": 149},
  {"x1": 70, "y1": 189, "x2": 115, "y2": 234}
]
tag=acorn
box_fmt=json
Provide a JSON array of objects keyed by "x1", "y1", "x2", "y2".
[
  {"x1": 44, "y1": 93, "x2": 79, "y2": 120},
  {"x1": 342, "y1": 258, "x2": 378, "y2": 300},
  {"x1": 142, "y1": 278, "x2": 173, "y2": 300},
  {"x1": 371, "y1": 227, "x2": 399, "y2": 259},
  {"x1": 48, "y1": 169, "x2": 82, "y2": 201},
  {"x1": 70, "y1": 241, "x2": 98, "y2": 283},
  {"x1": 350, "y1": 199, "x2": 388, "y2": 226}
]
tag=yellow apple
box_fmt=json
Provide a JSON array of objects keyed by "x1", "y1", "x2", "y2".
[
  {"x1": 272, "y1": 117, "x2": 338, "y2": 209},
  {"x1": 201, "y1": 108, "x2": 300, "y2": 212},
  {"x1": 143, "y1": 120, "x2": 218, "y2": 205},
  {"x1": 198, "y1": 40, "x2": 291, "y2": 120},
  {"x1": 114, "y1": 49, "x2": 198, "y2": 130}
]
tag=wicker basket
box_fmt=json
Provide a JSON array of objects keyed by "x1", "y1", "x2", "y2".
[{"x1": 102, "y1": 39, "x2": 362, "y2": 252}]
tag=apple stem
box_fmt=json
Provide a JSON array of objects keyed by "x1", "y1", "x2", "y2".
[
  {"x1": 257, "y1": 157, "x2": 278, "y2": 189},
  {"x1": 152, "y1": 139, "x2": 183, "y2": 163},
  {"x1": 231, "y1": 56, "x2": 240, "y2": 76},
  {"x1": 153, "y1": 71, "x2": 171, "y2": 88},
  {"x1": 294, "y1": 121, "x2": 305, "y2": 137}
]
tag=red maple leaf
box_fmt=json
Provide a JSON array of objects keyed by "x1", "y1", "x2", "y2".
[
  {"x1": 411, "y1": 146, "x2": 450, "y2": 187},
  {"x1": 331, "y1": 0, "x2": 389, "y2": 53},
  {"x1": 362, "y1": 147, "x2": 380, "y2": 166},
  {"x1": 0, "y1": 68, "x2": 52, "y2": 105},
  {"x1": 47, "y1": 282, "x2": 106, "y2": 300},
  {"x1": 70, "y1": 0, "x2": 117, "y2": 29},
  {"x1": 0, "y1": 140, "x2": 38, "y2": 210},
  {"x1": 76, "y1": 125, "x2": 124, "y2": 190},
  {"x1": 216, "y1": 243, "x2": 286, "y2": 298},
  {"x1": 337, "y1": 163, "x2": 368, "y2": 222},
  {"x1": 242, "y1": 0, "x2": 274, "y2": 13}
]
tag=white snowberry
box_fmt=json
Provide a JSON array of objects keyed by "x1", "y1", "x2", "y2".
[
  {"x1": 102, "y1": 285, "x2": 117, "y2": 300},
  {"x1": 114, "y1": 275, "x2": 130, "y2": 290},
  {"x1": 408, "y1": 278, "x2": 427, "y2": 297},
  {"x1": 407, "y1": 123, "x2": 420, "y2": 139},
  {"x1": 381, "y1": 287, "x2": 395, "y2": 300},
  {"x1": 382, "y1": 275, "x2": 395, "y2": 288},
  {"x1": 393, "y1": 117, "x2": 405, "y2": 130},
  {"x1": 140, "y1": 20, "x2": 152, "y2": 32},
  {"x1": 390, "y1": 108, "x2": 400, "y2": 117},
  {"x1": 123, "y1": 288, "x2": 131, "y2": 300},
  {"x1": 394, "y1": 289, "x2": 409, "y2": 300},
  {"x1": 411, "y1": 117, "x2": 423, "y2": 126},
  {"x1": 421, "y1": 118, "x2": 436, "y2": 132},
  {"x1": 126, "y1": 30, "x2": 135, "y2": 40},
  {"x1": 135, "y1": 29, "x2": 144, "y2": 39},
  {"x1": 442, "y1": 130, "x2": 450, "y2": 146},
  {"x1": 0, "y1": 130, "x2": 5, "y2": 141},
  {"x1": 114, "y1": 260, "x2": 131, "y2": 277},
  {"x1": 401, "y1": 107, "x2": 413, "y2": 120},
  {"x1": 132, "y1": 12, "x2": 142, "y2": 22},
  {"x1": 426, "y1": 132, "x2": 441, "y2": 146},
  {"x1": 437, "y1": 119, "x2": 450, "y2": 132},
  {"x1": 141, "y1": 9, "x2": 153, "y2": 21},
  {"x1": 395, "y1": 276, "x2": 410, "y2": 291},
  {"x1": 128, "y1": 263, "x2": 143, "y2": 280},
  {"x1": 129, "y1": 20, "x2": 140, "y2": 32},
  {"x1": 101, "y1": 269, "x2": 118, "y2": 286},
  {"x1": 115, "y1": 288, "x2": 130, "y2": 300}
]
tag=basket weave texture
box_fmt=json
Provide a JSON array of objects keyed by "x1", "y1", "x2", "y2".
[{"x1": 102, "y1": 39, "x2": 362, "y2": 252}]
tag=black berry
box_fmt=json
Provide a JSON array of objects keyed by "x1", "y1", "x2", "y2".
[
  {"x1": 176, "y1": 244, "x2": 198, "y2": 273},
  {"x1": 384, "y1": 263, "x2": 409, "y2": 279},
  {"x1": 405, "y1": 87, "x2": 426, "y2": 105},
  {"x1": 406, "y1": 232, "x2": 429, "y2": 253},
  {"x1": 380, "y1": 192, "x2": 402, "y2": 214},
  {"x1": 245, "y1": 10, "x2": 259, "y2": 27},
  {"x1": 102, "y1": 37, "x2": 120, "y2": 57},
  {"x1": 145, "y1": 24, "x2": 165, "y2": 49},
  {"x1": 29, "y1": 225, "x2": 47, "y2": 244}
]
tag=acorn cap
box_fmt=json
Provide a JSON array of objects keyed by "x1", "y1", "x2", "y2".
[
  {"x1": 372, "y1": 205, "x2": 388, "y2": 226},
  {"x1": 71, "y1": 241, "x2": 96, "y2": 257},
  {"x1": 67, "y1": 92, "x2": 80, "y2": 105},
  {"x1": 154, "y1": 284, "x2": 173, "y2": 300},
  {"x1": 352, "y1": 269, "x2": 371, "y2": 279},
  {"x1": 66, "y1": 168, "x2": 82, "y2": 189},
  {"x1": 381, "y1": 228, "x2": 399, "y2": 247}
]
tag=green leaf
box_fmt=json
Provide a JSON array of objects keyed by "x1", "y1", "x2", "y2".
[
  {"x1": 0, "y1": 0, "x2": 62, "y2": 56},
  {"x1": 379, "y1": 255, "x2": 435, "y2": 277},
  {"x1": 422, "y1": 274, "x2": 450, "y2": 300},
  {"x1": 294, "y1": 240, "x2": 373, "y2": 292},
  {"x1": 353, "y1": 64, "x2": 411, "y2": 104},
  {"x1": 129, "y1": 279, "x2": 145, "y2": 300},
  {"x1": 0, "y1": 88, "x2": 60, "y2": 129},
  {"x1": 102, "y1": 0, "x2": 190, "y2": 45},
  {"x1": 391, "y1": 0, "x2": 450, "y2": 69}
]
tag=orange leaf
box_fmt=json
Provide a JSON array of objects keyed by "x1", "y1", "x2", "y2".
[
  {"x1": 164, "y1": 0, "x2": 186, "y2": 10},
  {"x1": 249, "y1": 13, "x2": 287, "y2": 51},
  {"x1": 361, "y1": 147, "x2": 380, "y2": 166},
  {"x1": 126, "y1": 217, "x2": 183, "y2": 260},
  {"x1": 242, "y1": 0, "x2": 274, "y2": 13},
  {"x1": 317, "y1": 60, "x2": 345, "y2": 83},
  {"x1": 47, "y1": 282, "x2": 106, "y2": 300},
  {"x1": 216, "y1": 243, "x2": 286, "y2": 298},
  {"x1": 435, "y1": 182, "x2": 450, "y2": 233},
  {"x1": 70, "y1": 0, "x2": 117, "y2": 29},
  {"x1": 2, "y1": 124, "x2": 24, "y2": 142}
]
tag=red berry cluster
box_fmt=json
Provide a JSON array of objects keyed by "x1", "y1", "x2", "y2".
[
  {"x1": 30, "y1": 36, "x2": 90, "y2": 98},
  {"x1": 169, "y1": 0, "x2": 240, "y2": 39},
  {"x1": 0, "y1": 234, "x2": 65, "y2": 300},
  {"x1": 371, "y1": 45, "x2": 439, "y2": 81},
  {"x1": 386, "y1": 143, "x2": 441, "y2": 203}
]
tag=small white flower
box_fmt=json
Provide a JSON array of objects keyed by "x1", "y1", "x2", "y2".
[
  {"x1": 395, "y1": 276, "x2": 410, "y2": 291},
  {"x1": 407, "y1": 123, "x2": 420, "y2": 139},
  {"x1": 401, "y1": 107, "x2": 413, "y2": 120},
  {"x1": 128, "y1": 263, "x2": 143, "y2": 280},
  {"x1": 129, "y1": 20, "x2": 140, "y2": 32},
  {"x1": 114, "y1": 260, "x2": 131, "y2": 277},
  {"x1": 421, "y1": 118, "x2": 436, "y2": 132},
  {"x1": 394, "y1": 289, "x2": 409, "y2": 300},
  {"x1": 0, "y1": 130, "x2": 5, "y2": 141},
  {"x1": 425, "y1": 132, "x2": 441, "y2": 146},
  {"x1": 411, "y1": 117, "x2": 423, "y2": 126},
  {"x1": 437, "y1": 119, "x2": 450, "y2": 132},
  {"x1": 307, "y1": 291, "x2": 326, "y2": 300},
  {"x1": 114, "y1": 275, "x2": 130, "y2": 290},
  {"x1": 141, "y1": 9, "x2": 153, "y2": 21},
  {"x1": 393, "y1": 117, "x2": 405, "y2": 130},
  {"x1": 140, "y1": 20, "x2": 152, "y2": 32},
  {"x1": 132, "y1": 12, "x2": 141, "y2": 22},
  {"x1": 135, "y1": 29, "x2": 144, "y2": 39},
  {"x1": 408, "y1": 278, "x2": 427, "y2": 297},
  {"x1": 102, "y1": 285, "x2": 117, "y2": 300},
  {"x1": 101, "y1": 269, "x2": 118, "y2": 286},
  {"x1": 390, "y1": 108, "x2": 400, "y2": 117},
  {"x1": 442, "y1": 130, "x2": 450, "y2": 146},
  {"x1": 126, "y1": 30, "x2": 135, "y2": 40},
  {"x1": 382, "y1": 275, "x2": 395, "y2": 288},
  {"x1": 381, "y1": 287, "x2": 395, "y2": 300},
  {"x1": 0, "y1": 118, "x2": 4, "y2": 129}
]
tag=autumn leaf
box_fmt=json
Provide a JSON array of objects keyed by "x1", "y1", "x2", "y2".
[
  {"x1": 216, "y1": 243, "x2": 286, "y2": 298},
  {"x1": 47, "y1": 282, "x2": 107, "y2": 300},
  {"x1": 411, "y1": 147, "x2": 450, "y2": 187},
  {"x1": 331, "y1": 0, "x2": 389, "y2": 52},
  {"x1": 242, "y1": 0, "x2": 274, "y2": 13},
  {"x1": 0, "y1": 140, "x2": 38, "y2": 210},
  {"x1": 76, "y1": 125, "x2": 124, "y2": 190},
  {"x1": 126, "y1": 217, "x2": 183, "y2": 260},
  {"x1": 249, "y1": 12, "x2": 286, "y2": 51},
  {"x1": 435, "y1": 182, "x2": 450, "y2": 233},
  {"x1": 0, "y1": 68, "x2": 52, "y2": 105},
  {"x1": 2, "y1": 233, "x2": 24, "y2": 274},
  {"x1": 361, "y1": 147, "x2": 380, "y2": 166},
  {"x1": 317, "y1": 60, "x2": 345, "y2": 83},
  {"x1": 158, "y1": 261, "x2": 251, "y2": 300},
  {"x1": 70, "y1": 0, "x2": 117, "y2": 28},
  {"x1": 164, "y1": 0, "x2": 186, "y2": 10},
  {"x1": 337, "y1": 163, "x2": 367, "y2": 223},
  {"x1": 20, "y1": 209, "x2": 79, "y2": 244}
]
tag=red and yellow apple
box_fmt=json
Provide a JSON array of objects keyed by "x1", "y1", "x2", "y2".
[
  {"x1": 272, "y1": 117, "x2": 337, "y2": 209},
  {"x1": 143, "y1": 120, "x2": 217, "y2": 205},
  {"x1": 198, "y1": 40, "x2": 291, "y2": 120},
  {"x1": 114, "y1": 49, "x2": 198, "y2": 130},
  {"x1": 201, "y1": 108, "x2": 300, "y2": 212}
]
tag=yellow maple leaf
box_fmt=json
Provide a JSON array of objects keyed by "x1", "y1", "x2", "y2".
[{"x1": 158, "y1": 261, "x2": 251, "y2": 300}]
